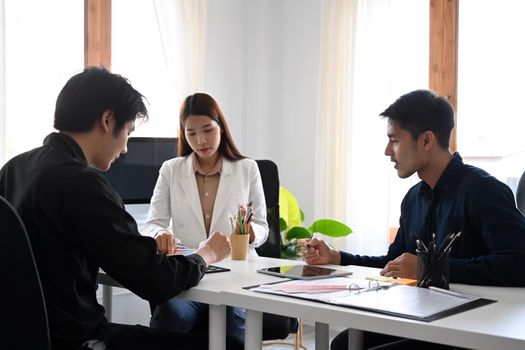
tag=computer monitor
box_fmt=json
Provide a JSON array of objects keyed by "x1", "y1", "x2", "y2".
[{"x1": 99, "y1": 137, "x2": 178, "y2": 204}]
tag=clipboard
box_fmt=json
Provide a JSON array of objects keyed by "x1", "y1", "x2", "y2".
[{"x1": 246, "y1": 277, "x2": 495, "y2": 322}]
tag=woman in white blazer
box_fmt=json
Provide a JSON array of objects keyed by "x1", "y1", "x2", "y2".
[
  {"x1": 143, "y1": 154, "x2": 268, "y2": 252},
  {"x1": 143, "y1": 93, "x2": 268, "y2": 345}
]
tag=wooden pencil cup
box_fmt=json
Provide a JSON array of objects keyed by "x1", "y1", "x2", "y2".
[{"x1": 230, "y1": 233, "x2": 250, "y2": 260}]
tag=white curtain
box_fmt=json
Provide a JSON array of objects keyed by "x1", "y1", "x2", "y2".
[
  {"x1": 153, "y1": 0, "x2": 207, "y2": 99},
  {"x1": 0, "y1": 0, "x2": 6, "y2": 165},
  {"x1": 343, "y1": 0, "x2": 429, "y2": 255},
  {"x1": 315, "y1": 0, "x2": 357, "y2": 241}
]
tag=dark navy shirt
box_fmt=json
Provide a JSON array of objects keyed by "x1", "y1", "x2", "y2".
[{"x1": 341, "y1": 153, "x2": 525, "y2": 286}]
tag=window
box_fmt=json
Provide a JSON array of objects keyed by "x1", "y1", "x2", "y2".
[
  {"x1": 345, "y1": 0, "x2": 429, "y2": 255},
  {"x1": 3, "y1": 0, "x2": 83, "y2": 163},
  {"x1": 112, "y1": 0, "x2": 181, "y2": 138},
  {"x1": 457, "y1": 0, "x2": 525, "y2": 193}
]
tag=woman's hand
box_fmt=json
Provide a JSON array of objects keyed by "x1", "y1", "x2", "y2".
[{"x1": 238, "y1": 203, "x2": 255, "y2": 242}]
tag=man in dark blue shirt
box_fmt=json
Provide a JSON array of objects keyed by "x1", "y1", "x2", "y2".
[{"x1": 303, "y1": 90, "x2": 525, "y2": 350}]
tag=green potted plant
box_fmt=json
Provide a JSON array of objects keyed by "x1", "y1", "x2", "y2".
[{"x1": 279, "y1": 187, "x2": 352, "y2": 259}]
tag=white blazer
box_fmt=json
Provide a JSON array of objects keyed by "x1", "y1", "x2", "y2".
[{"x1": 143, "y1": 153, "x2": 269, "y2": 255}]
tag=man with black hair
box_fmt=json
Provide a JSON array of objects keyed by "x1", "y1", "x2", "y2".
[
  {"x1": 0, "y1": 67, "x2": 233, "y2": 350},
  {"x1": 302, "y1": 90, "x2": 525, "y2": 350}
]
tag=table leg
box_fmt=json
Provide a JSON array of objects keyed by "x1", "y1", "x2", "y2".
[
  {"x1": 315, "y1": 322, "x2": 329, "y2": 350},
  {"x1": 102, "y1": 285, "x2": 112, "y2": 322},
  {"x1": 348, "y1": 328, "x2": 363, "y2": 350},
  {"x1": 209, "y1": 304, "x2": 227, "y2": 350},
  {"x1": 245, "y1": 309, "x2": 263, "y2": 350}
]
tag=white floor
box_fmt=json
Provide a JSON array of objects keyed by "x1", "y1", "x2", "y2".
[{"x1": 262, "y1": 320, "x2": 347, "y2": 350}]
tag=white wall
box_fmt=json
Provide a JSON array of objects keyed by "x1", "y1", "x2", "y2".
[{"x1": 203, "y1": 0, "x2": 322, "y2": 221}]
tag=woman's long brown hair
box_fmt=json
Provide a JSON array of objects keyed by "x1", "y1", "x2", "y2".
[{"x1": 178, "y1": 93, "x2": 244, "y2": 161}]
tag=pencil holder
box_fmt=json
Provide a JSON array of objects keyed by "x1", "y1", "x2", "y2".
[
  {"x1": 416, "y1": 250, "x2": 450, "y2": 289},
  {"x1": 230, "y1": 232, "x2": 249, "y2": 260}
]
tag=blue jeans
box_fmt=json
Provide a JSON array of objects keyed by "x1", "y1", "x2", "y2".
[{"x1": 150, "y1": 298, "x2": 246, "y2": 344}]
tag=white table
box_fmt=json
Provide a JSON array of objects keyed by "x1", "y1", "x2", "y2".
[
  {"x1": 99, "y1": 256, "x2": 525, "y2": 350},
  {"x1": 219, "y1": 259, "x2": 525, "y2": 350},
  {"x1": 98, "y1": 256, "x2": 292, "y2": 350}
]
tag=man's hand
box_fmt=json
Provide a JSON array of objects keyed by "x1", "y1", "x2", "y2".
[
  {"x1": 299, "y1": 237, "x2": 341, "y2": 265},
  {"x1": 195, "y1": 231, "x2": 232, "y2": 265},
  {"x1": 380, "y1": 252, "x2": 417, "y2": 279},
  {"x1": 154, "y1": 231, "x2": 178, "y2": 255}
]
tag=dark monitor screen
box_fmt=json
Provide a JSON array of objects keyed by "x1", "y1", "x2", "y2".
[{"x1": 99, "y1": 137, "x2": 177, "y2": 204}]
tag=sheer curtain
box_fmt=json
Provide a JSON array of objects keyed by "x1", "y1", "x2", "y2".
[
  {"x1": 315, "y1": 0, "x2": 357, "y2": 242},
  {"x1": 0, "y1": 0, "x2": 5, "y2": 164},
  {"x1": 343, "y1": 0, "x2": 429, "y2": 255},
  {"x1": 153, "y1": 0, "x2": 207, "y2": 100},
  {"x1": 112, "y1": 0, "x2": 207, "y2": 137}
]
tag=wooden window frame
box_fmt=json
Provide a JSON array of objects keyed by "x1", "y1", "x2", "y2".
[
  {"x1": 429, "y1": 0, "x2": 459, "y2": 152},
  {"x1": 84, "y1": 0, "x2": 111, "y2": 69}
]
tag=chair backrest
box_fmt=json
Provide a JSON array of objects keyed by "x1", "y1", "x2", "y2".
[
  {"x1": 517, "y1": 170, "x2": 525, "y2": 215},
  {"x1": 255, "y1": 160, "x2": 282, "y2": 258},
  {"x1": 0, "y1": 196, "x2": 51, "y2": 350},
  {"x1": 253, "y1": 161, "x2": 299, "y2": 339}
]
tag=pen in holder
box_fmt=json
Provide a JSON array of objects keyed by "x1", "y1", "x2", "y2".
[
  {"x1": 229, "y1": 204, "x2": 252, "y2": 260},
  {"x1": 230, "y1": 232, "x2": 249, "y2": 260},
  {"x1": 416, "y1": 249, "x2": 450, "y2": 289},
  {"x1": 416, "y1": 231, "x2": 461, "y2": 289}
]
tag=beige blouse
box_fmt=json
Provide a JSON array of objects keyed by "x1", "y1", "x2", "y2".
[{"x1": 193, "y1": 156, "x2": 222, "y2": 236}]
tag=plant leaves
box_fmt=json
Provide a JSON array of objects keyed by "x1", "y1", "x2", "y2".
[
  {"x1": 280, "y1": 217, "x2": 288, "y2": 232},
  {"x1": 286, "y1": 226, "x2": 313, "y2": 240},
  {"x1": 283, "y1": 246, "x2": 298, "y2": 259},
  {"x1": 279, "y1": 187, "x2": 303, "y2": 229},
  {"x1": 281, "y1": 238, "x2": 300, "y2": 259},
  {"x1": 308, "y1": 219, "x2": 352, "y2": 237}
]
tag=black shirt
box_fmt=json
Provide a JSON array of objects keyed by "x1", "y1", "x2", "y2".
[
  {"x1": 0, "y1": 133, "x2": 206, "y2": 349},
  {"x1": 341, "y1": 153, "x2": 525, "y2": 286}
]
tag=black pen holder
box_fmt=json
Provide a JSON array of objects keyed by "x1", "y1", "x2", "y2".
[{"x1": 416, "y1": 250, "x2": 450, "y2": 289}]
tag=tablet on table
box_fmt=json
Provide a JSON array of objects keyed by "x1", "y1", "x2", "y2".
[{"x1": 257, "y1": 265, "x2": 353, "y2": 280}]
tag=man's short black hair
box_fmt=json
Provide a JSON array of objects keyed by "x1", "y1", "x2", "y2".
[
  {"x1": 380, "y1": 89, "x2": 454, "y2": 149},
  {"x1": 54, "y1": 67, "x2": 148, "y2": 134}
]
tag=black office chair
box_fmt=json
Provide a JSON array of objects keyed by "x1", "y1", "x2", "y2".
[
  {"x1": 0, "y1": 195, "x2": 51, "y2": 350},
  {"x1": 255, "y1": 159, "x2": 282, "y2": 259},
  {"x1": 255, "y1": 160, "x2": 304, "y2": 349},
  {"x1": 516, "y1": 170, "x2": 525, "y2": 215}
]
